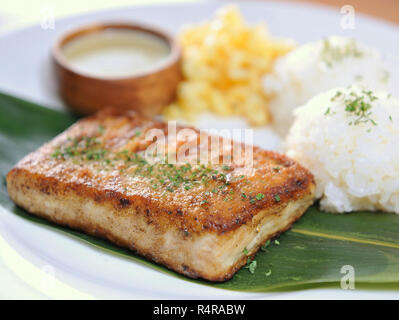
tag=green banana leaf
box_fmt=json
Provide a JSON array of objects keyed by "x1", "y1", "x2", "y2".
[{"x1": 1, "y1": 91, "x2": 399, "y2": 292}]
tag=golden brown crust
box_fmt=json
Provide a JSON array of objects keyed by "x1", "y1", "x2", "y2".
[
  {"x1": 6, "y1": 109, "x2": 316, "y2": 281},
  {"x1": 7, "y1": 109, "x2": 315, "y2": 235},
  {"x1": 7, "y1": 167, "x2": 314, "y2": 281}
]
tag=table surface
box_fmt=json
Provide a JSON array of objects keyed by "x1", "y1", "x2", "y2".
[
  {"x1": 0, "y1": 0, "x2": 397, "y2": 34},
  {"x1": 292, "y1": 0, "x2": 399, "y2": 25}
]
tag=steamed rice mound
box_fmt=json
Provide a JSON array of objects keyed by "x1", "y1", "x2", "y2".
[
  {"x1": 285, "y1": 85, "x2": 399, "y2": 213},
  {"x1": 263, "y1": 36, "x2": 390, "y2": 136}
]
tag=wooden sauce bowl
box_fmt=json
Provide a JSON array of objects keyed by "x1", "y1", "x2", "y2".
[{"x1": 52, "y1": 23, "x2": 182, "y2": 117}]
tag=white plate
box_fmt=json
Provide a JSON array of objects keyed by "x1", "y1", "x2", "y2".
[{"x1": 1, "y1": 0, "x2": 399, "y2": 299}]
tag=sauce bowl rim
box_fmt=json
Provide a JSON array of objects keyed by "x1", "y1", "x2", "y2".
[{"x1": 52, "y1": 21, "x2": 181, "y2": 82}]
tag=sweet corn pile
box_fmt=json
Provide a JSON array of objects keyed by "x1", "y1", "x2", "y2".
[{"x1": 163, "y1": 5, "x2": 294, "y2": 126}]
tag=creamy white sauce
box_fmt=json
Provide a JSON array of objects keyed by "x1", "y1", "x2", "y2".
[{"x1": 62, "y1": 29, "x2": 171, "y2": 78}]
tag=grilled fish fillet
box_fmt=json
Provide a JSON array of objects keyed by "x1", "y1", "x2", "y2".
[{"x1": 6, "y1": 109, "x2": 315, "y2": 282}]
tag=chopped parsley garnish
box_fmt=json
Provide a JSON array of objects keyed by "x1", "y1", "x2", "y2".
[
  {"x1": 51, "y1": 149, "x2": 62, "y2": 158},
  {"x1": 256, "y1": 193, "x2": 265, "y2": 200},
  {"x1": 247, "y1": 260, "x2": 257, "y2": 274},
  {"x1": 244, "y1": 258, "x2": 257, "y2": 274},
  {"x1": 261, "y1": 240, "x2": 271, "y2": 251},
  {"x1": 321, "y1": 38, "x2": 363, "y2": 67},
  {"x1": 51, "y1": 134, "x2": 246, "y2": 194},
  {"x1": 274, "y1": 194, "x2": 281, "y2": 202},
  {"x1": 50, "y1": 134, "x2": 271, "y2": 206},
  {"x1": 327, "y1": 89, "x2": 379, "y2": 128},
  {"x1": 324, "y1": 107, "x2": 332, "y2": 116},
  {"x1": 331, "y1": 91, "x2": 343, "y2": 100}
]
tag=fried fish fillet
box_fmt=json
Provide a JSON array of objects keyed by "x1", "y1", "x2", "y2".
[{"x1": 6, "y1": 109, "x2": 315, "y2": 282}]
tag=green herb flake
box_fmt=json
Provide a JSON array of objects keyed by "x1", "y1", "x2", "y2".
[
  {"x1": 51, "y1": 133, "x2": 243, "y2": 196},
  {"x1": 248, "y1": 260, "x2": 257, "y2": 274},
  {"x1": 51, "y1": 148, "x2": 61, "y2": 158},
  {"x1": 274, "y1": 194, "x2": 281, "y2": 202},
  {"x1": 256, "y1": 193, "x2": 265, "y2": 201},
  {"x1": 324, "y1": 107, "x2": 331, "y2": 116},
  {"x1": 261, "y1": 240, "x2": 271, "y2": 251},
  {"x1": 321, "y1": 38, "x2": 364, "y2": 67},
  {"x1": 331, "y1": 91, "x2": 342, "y2": 101},
  {"x1": 327, "y1": 89, "x2": 379, "y2": 129}
]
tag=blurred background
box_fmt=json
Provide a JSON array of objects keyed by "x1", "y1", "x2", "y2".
[{"x1": 0, "y1": 0, "x2": 398, "y2": 34}]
